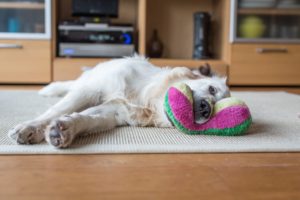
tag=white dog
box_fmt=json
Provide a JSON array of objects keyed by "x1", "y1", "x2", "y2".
[{"x1": 9, "y1": 55, "x2": 230, "y2": 148}]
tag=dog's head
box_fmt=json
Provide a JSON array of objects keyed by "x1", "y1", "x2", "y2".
[{"x1": 184, "y1": 70, "x2": 230, "y2": 124}]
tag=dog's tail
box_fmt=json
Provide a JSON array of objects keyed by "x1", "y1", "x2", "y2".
[{"x1": 38, "y1": 81, "x2": 74, "y2": 97}]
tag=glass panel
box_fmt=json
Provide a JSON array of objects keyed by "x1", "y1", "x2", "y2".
[
  {"x1": 236, "y1": 0, "x2": 300, "y2": 41},
  {"x1": 237, "y1": 15, "x2": 270, "y2": 39},
  {"x1": 237, "y1": 15, "x2": 300, "y2": 40},
  {"x1": 0, "y1": 0, "x2": 45, "y2": 34}
]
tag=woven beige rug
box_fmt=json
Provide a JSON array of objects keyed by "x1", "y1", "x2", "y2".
[{"x1": 0, "y1": 90, "x2": 299, "y2": 154}]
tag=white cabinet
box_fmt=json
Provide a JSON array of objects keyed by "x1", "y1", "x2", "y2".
[
  {"x1": 0, "y1": 0, "x2": 51, "y2": 39},
  {"x1": 0, "y1": 0, "x2": 52, "y2": 83}
]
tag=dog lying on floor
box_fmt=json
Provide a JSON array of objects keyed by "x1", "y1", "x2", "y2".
[{"x1": 8, "y1": 55, "x2": 230, "y2": 148}]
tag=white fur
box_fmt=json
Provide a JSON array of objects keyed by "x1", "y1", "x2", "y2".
[{"x1": 8, "y1": 55, "x2": 230, "y2": 148}]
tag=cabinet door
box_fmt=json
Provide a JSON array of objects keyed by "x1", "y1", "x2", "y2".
[
  {"x1": 229, "y1": 44, "x2": 300, "y2": 85},
  {"x1": 0, "y1": 40, "x2": 51, "y2": 83},
  {"x1": 0, "y1": 0, "x2": 51, "y2": 39},
  {"x1": 231, "y1": 0, "x2": 300, "y2": 43}
]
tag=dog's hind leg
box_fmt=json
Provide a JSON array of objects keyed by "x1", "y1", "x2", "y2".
[
  {"x1": 38, "y1": 81, "x2": 75, "y2": 97},
  {"x1": 8, "y1": 91, "x2": 91, "y2": 145},
  {"x1": 45, "y1": 99, "x2": 153, "y2": 148}
]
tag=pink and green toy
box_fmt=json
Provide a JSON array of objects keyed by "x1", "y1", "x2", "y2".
[{"x1": 164, "y1": 83, "x2": 252, "y2": 136}]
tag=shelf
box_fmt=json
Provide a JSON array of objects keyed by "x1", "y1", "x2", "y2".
[
  {"x1": 150, "y1": 58, "x2": 228, "y2": 76},
  {"x1": 238, "y1": 8, "x2": 300, "y2": 15},
  {"x1": 233, "y1": 38, "x2": 300, "y2": 44},
  {"x1": 150, "y1": 58, "x2": 225, "y2": 67},
  {"x1": 0, "y1": 2, "x2": 45, "y2": 10},
  {"x1": 54, "y1": 57, "x2": 226, "y2": 66},
  {"x1": 145, "y1": 0, "x2": 228, "y2": 60},
  {"x1": 53, "y1": 57, "x2": 228, "y2": 81}
]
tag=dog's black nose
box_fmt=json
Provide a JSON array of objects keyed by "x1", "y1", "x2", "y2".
[
  {"x1": 194, "y1": 99, "x2": 213, "y2": 124},
  {"x1": 199, "y1": 100, "x2": 211, "y2": 118}
]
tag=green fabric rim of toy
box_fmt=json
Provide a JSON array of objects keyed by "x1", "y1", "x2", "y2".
[{"x1": 164, "y1": 93, "x2": 252, "y2": 136}]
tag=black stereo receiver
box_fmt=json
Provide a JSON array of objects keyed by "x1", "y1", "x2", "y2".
[{"x1": 58, "y1": 23, "x2": 135, "y2": 57}]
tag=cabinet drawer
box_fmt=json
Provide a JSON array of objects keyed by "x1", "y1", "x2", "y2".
[
  {"x1": 53, "y1": 58, "x2": 107, "y2": 81},
  {"x1": 0, "y1": 40, "x2": 51, "y2": 83},
  {"x1": 230, "y1": 44, "x2": 300, "y2": 85}
]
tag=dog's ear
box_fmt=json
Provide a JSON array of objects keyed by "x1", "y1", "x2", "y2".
[
  {"x1": 192, "y1": 63, "x2": 215, "y2": 78},
  {"x1": 199, "y1": 63, "x2": 211, "y2": 77}
]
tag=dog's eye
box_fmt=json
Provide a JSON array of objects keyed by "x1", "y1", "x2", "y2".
[{"x1": 208, "y1": 86, "x2": 217, "y2": 95}]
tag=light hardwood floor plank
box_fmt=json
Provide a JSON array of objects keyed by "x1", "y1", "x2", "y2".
[{"x1": 0, "y1": 154, "x2": 299, "y2": 200}]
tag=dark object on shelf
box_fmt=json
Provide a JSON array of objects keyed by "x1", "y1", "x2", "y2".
[
  {"x1": 72, "y1": 0, "x2": 119, "y2": 18},
  {"x1": 147, "y1": 29, "x2": 164, "y2": 58},
  {"x1": 193, "y1": 12, "x2": 211, "y2": 59}
]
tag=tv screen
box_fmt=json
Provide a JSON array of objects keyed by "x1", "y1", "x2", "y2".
[{"x1": 72, "y1": 0, "x2": 119, "y2": 18}]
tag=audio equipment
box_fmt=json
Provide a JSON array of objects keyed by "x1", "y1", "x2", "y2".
[{"x1": 58, "y1": 22, "x2": 135, "y2": 57}]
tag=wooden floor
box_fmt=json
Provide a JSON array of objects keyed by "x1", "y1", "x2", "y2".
[
  {"x1": 0, "y1": 85, "x2": 300, "y2": 200},
  {"x1": 0, "y1": 153, "x2": 300, "y2": 200}
]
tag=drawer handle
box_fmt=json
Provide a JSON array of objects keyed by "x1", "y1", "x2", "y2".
[
  {"x1": 0, "y1": 44, "x2": 23, "y2": 49},
  {"x1": 256, "y1": 48, "x2": 288, "y2": 53}
]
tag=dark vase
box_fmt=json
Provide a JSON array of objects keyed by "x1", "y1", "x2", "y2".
[{"x1": 147, "y1": 29, "x2": 163, "y2": 58}]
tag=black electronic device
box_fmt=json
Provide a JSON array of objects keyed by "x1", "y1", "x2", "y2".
[
  {"x1": 58, "y1": 22, "x2": 135, "y2": 57},
  {"x1": 72, "y1": 0, "x2": 119, "y2": 18},
  {"x1": 193, "y1": 12, "x2": 211, "y2": 59}
]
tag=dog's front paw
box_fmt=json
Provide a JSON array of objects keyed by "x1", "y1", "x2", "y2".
[
  {"x1": 8, "y1": 123, "x2": 45, "y2": 144},
  {"x1": 45, "y1": 116, "x2": 76, "y2": 148}
]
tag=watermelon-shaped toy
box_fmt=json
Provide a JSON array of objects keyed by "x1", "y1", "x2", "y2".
[{"x1": 164, "y1": 83, "x2": 252, "y2": 136}]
